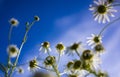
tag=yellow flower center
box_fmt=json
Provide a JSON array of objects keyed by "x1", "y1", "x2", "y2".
[
  {"x1": 73, "y1": 60, "x2": 81, "y2": 69},
  {"x1": 97, "y1": 5, "x2": 107, "y2": 14},
  {"x1": 82, "y1": 50, "x2": 93, "y2": 60},
  {"x1": 93, "y1": 36, "x2": 100, "y2": 43},
  {"x1": 94, "y1": 44, "x2": 104, "y2": 52},
  {"x1": 44, "y1": 56, "x2": 56, "y2": 66},
  {"x1": 70, "y1": 43, "x2": 79, "y2": 50},
  {"x1": 42, "y1": 42, "x2": 50, "y2": 48},
  {"x1": 10, "y1": 47, "x2": 16, "y2": 53},
  {"x1": 29, "y1": 59, "x2": 37, "y2": 68},
  {"x1": 56, "y1": 43, "x2": 65, "y2": 51},
  {"x1": 67, "y1": 61, "x2": 74, "y2": 69}
]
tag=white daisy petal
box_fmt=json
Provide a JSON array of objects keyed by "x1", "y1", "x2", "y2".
[
  {"x1": 105, "y1": 14, "x2": 110, "y2": 22},
  {"x1": 94, "y1": 1, "x2": 100, "y2": 5},
  {"x1": 89, "y1": 0, "x2": 117, "y2": 23}
]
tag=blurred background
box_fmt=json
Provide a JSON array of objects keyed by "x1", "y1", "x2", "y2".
[{"x1": 0, "y1": 0, "x2": 120, "y2": 77}]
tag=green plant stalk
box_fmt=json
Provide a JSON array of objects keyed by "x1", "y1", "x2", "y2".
[
  {"x1": 52, "y1": 64, "x2": 60, "y2": 77},
  {"x1": 98, "y1": 17, "x2": 120, "y2": 37},
  {"x1": 46, "y1": 49, "x2": 60, "y2": 77},
  {"x1": 8, "y1": 21, "x2": 36, "y2": 77},
  {"x1": 75, "y1": 50, "x2": 81, "y2": 59},
  {"x1": 6, "y1": 26, "x2": 13, "y2": 77},
  {"x1": 57, "y1": 52, "x2": 61, "y2": 66}
]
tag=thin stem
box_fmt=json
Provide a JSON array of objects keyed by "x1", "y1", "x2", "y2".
[
  {"x1": 8, "y1": 21, "x2": 36, "y2": 77},
  {"x1": 46, "y1": 49, "x2": 51, "y2": 56},
  {"x1": 46, "y1": 49, "x2": 60, "y2": 77},
  {"x1": 8, "y1": 26, "x2": 13, "y2": 45},
  {"x1": 75, "y1": 50, "x2": 81, "y2": 59},
  {"x1": 98, "y1": 16, "x2": 120, "y2": 37},
  {"x1": 57, "y1": 52, "x2": 61, "y2": 66},
  {"x1": 6, "y1": 26, "x2": 13, "y2": 77},
  {"x1": 51, "y1": 64, "x2": 60, "y2": 77}
]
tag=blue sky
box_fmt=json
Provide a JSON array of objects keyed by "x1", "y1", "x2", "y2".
[{"x1": 0, "y1": 0, "x2": 120, "y2": 77}]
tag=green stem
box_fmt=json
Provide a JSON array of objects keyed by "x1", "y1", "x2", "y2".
[
  {"x1": 52, "y1": 64, "x2": 60, "y2": 77},
  {"x1": 8, "y1": 21, "x2": 36, "y2": 77},
  {"x1": 57, "y1": 52, "x2": 61, "y2": 66},
  {"x1": 8, "y1": 26, "x2": 13, "y2": 45},
  {"x1": 6, "y1": 26, "x2": 13, "y2": 77},
  {"x1": 75, "y1": 50, "x2": 81, "y2": 59},
  {"x1": 98, "y1": 17, "x2": 120, "y2": 37},
  {"x1": 46, "y1": 48, "x2": 51, "y2": 56}
]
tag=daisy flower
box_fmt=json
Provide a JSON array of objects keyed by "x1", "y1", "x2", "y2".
[
  {"x1": 7, "y1": 44, "x2": 19, "y2": 58},
  {"x1": 64, "y1": 61, "x2": 74, "y2": 74},
  {"x1": 44, "y1": 56, "x2": 56, "y2": 67},
  {"x1": 39, "y1": 41, "x2": 51, "y2": 54},
  {"x1": 81, "y1": 50, "x2": 101, "y2": 70},
  {"x1": 94, "y1": 44, "x2": 105, "y2": 54},
  {"x1": 28, "y1": 58, "x2": 40, "y2": 72},
  {"x1": 72, "y1": 60, "x2": 82, "y2": 71},
  {"x1": 17, "y1": 67, "x2": 24, "y2": 74},
  {"x1": 56, "y1": 42, "x2": 65, "y2": 56},
  {"x1": 9, "y1": 18, "x2": 19, "y2": 26},
  {"x1": 34, "y1": 16, "x2": 40, "y2": 21},
  {"x1": 89, "y1": 0, "x2": 117, "y2": 23},
  {"x1": 86, "y1": 34, "x2": 102, "y2": 48},
  {"x1": 66, "y1": 42, "x2": 83, "y2": 56}
]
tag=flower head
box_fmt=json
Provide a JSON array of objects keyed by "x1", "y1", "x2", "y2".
[
  {"x1": 66, "y1": 61, "x2": 74, "y2": 70},
  {"x1": 34, "y1": 16, "x2": 40, "y2": 21},
  {"x1": 7, "y1": 45, "x2": 19, "y2": 58},
  {"x1": 56, "y1": 42, "x2": 65, "y2": 55},
  {"x1": 17, "y1": 67, "x2": 24, "y2": 74},
  {"x1": 73, "y1": 60, "x2": 81, "y2": 70},
  {"x1": 44, "y1": 56, "x2": 56, "y2": 66},
  {"x1": 97, "y1": 71, "x2": 108, "y2": 77},
  {"x1": 66, "y1": 42, "x2": 83, "y2": 56},
  {"x1": 81, "y1": 50, "x2": 101, "y2": 70},
  {"x1": 81, "y1": 50, "x2": 93, "y2": 61},
  {"x1": 39, "y1": 41, "x2": 51, "y2": 53},
  {"x1": 65, "y1": 60, "x2": 83, "y2": 75},
  {"x1": 28, "y1": 58, "x2": 40, "y2": 72},
  {"x1": 89, "y1": 0, "x2": 117, "y2": 23},
  {"x1": 9, "y1": 18, "x2": 19, "y2": 26},
  {"x1": 94, "y1": 44, "x2": 105, "y2": 53},
  {"x1": 87, "y1": 34, "x2": 102, "y2": 47}
]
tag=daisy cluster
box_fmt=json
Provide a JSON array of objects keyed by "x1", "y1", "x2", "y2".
[
  {"x1": 37, "y1": 33, "x2": 106, "y2": 77},
  {"x1": 0, "y1": 0, "x2": 120, "y2": 77}
]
